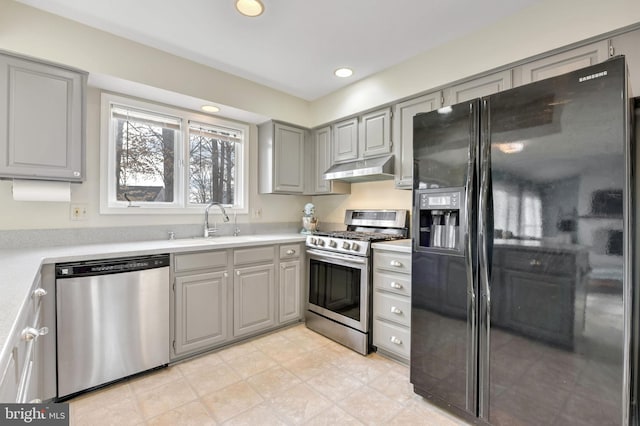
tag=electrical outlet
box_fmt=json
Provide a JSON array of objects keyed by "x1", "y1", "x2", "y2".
[
  {"x1": 70, "y1": 204, "x2": 88, "y2": 220},
  {"x1": 252, "y1": 208, "x2": 262, "y2": 219}
]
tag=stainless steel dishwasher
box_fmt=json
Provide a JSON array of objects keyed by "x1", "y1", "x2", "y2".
[{"x1": 55, "y1": 254, "x2": 170, "y2": 398}]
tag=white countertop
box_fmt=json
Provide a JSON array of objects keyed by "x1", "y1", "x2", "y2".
[
  {"x1": 371, "y1": 239, "x2": 412, "y2": 253},
  {"x1": 0, "y1": 233, "x2": 305, "y2": 374}
]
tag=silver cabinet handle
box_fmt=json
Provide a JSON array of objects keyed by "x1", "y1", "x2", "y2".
[
  {"x1": 390, "y1": 260, "x2": 403, "y2": 267},
  {"x1": 223, "y1": 272, "x2": 228, "y2": 278},
  {"x1": 236, "y1": 270, "x2": 241, "y2": 276},
  {"x1": 21, "y1": 327, "x2": 48, "y2": 341},
  {"x1": 390, "y1": 282, "x2": 403, "y2": 289},
  {"x1": 286, "y1": 249, "x2": 296, "y2": 255},
  {"x1": 32, "y1": 288, "x2": 47, "y2": 298},
  {"x1": 390, "y1": 306, "x2": 403, "y2": 315},
  {"x1": 390, "y1": 336, "x2": 402, "y2": 345}
]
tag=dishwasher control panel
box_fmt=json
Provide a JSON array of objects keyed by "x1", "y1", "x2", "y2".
[{"x1": 56, "y1": 254, "x2": 170, "y2": 277}]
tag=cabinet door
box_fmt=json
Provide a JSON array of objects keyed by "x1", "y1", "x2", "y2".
[
  {"x1": 393, "y1": 92, "x2": 441, "y2": 189},
  {"x1": 611, "y1": 30, "x2": 640, "y2": 98},
  {"x1": 274, "y1": 123, "x2": 304, "y2": 193},
  {"x1": 333, "y1": 117, "x2": 358, "y2": 163},
  {"x1": 174, "y1": 271, "x2": 228, "y2": 356},
  {"x1": 279, "y1": 260, "x2": 301, "y2": 323},
  {"x1": 360, "y1": 108, "x2": 391, "y2": 158},
  {"x1": 444, "y1": 70, "x2": 512, "y2": 106},
  {"x1": 0, "y1": 53, "x2": 85, "y2": 181},
  {"x1": 233, "y1": 264, "x2": 276, "y2": 337},
  {"x1": 313, "y1": 126, "x2": 332, "y2": 193},
  {"x1": 519, "y1": 41, "x2": 608, "y2": 85}
]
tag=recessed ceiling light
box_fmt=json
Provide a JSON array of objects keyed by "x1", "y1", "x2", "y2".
[
  {"x1": 201, "y1": 105, "x2": 220, "y2": 113},
  {"x1": 334, "y1": 67, "x2": 354, "y2": 78},
  {"x1": 236, "y1": 0, "x2": 264, "y2": 17}
]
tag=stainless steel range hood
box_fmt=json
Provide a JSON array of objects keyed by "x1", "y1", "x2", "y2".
[{"x1": 323, "y1": 155, "x2": 394, "y2": 183}]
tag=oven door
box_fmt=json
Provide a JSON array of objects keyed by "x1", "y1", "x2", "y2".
[{"x1": 306, "y1": 248, "x2": 369, "y2": 332}]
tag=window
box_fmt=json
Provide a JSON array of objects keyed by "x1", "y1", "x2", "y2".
[{"x1": 100, "y1": 94, "x2": 248, "y2": 214}]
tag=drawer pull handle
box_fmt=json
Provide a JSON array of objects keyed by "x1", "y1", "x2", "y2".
[
  {"x1": 390, "y1": 306, "x2": 403, "y2": 315},
  {"x1": 32, "y1": 288, "x2": 47, "y2": 298},
  {"x1": 236, "y1": 271, "x2": 241, "y2": 276},
  {"x1": 390, "y1": 336, "x2": 402, "y2": 345},
  {"x1": 390, "y1": 282, "x2": 403, "y2": 289},
  {"x1": 223, "y1": 272, "x2": 229, "y2": 278},
  {"x1": 530, "y1": 259, "x2": 543, "y2": 267},
  {"x1": 286, "y1": 249, "x2": 296, "y2": 255},
  {"x1": 21, "y1": 327, "x2": 48, "y2": 341},
  {"x1": 390, "y1": 260, "x2": 403, "y2": 267}
]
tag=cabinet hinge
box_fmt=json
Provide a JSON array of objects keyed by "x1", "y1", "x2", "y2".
[
  {"x1": 441, "y1": 96, "x2": 445, "y2": 106},
  {"x1": 172, "y1": 280, "x2": 175, "y2": 292},
  {"x1": 172, "y1": 340, "x2": 176, "y2": 351},
  {"x1": 608, "y1": 42, "x2": 615, "y2": 57}
]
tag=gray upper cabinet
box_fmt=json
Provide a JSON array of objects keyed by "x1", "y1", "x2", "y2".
[
  {"x1": 393, "y1": 92, "x2": 441, "y2": 189},
  {"x1": 360, "y1": 107, "x2": 392, "y2": 158},
  {"x1": 444, "y1": 69, "x2": 512, "y2": 106},
  {"x1": 306, "y1": 126, "x2": 350, "y2": 195},
  {"x1": 258, "y1": 121, "x2": 305, "y2": 194},
  {"x1": 0, "y1": 52, "x2": 86, "y2": 182},
  {"x1": 610, "y1": 29, "x2": 640, "y2": 95},
  {"x1": 332, "y1": 117, "x2": 359, "y2": 163},
  {"x1": 516, "y1": 40, "x2": 608, "y2": 85}
]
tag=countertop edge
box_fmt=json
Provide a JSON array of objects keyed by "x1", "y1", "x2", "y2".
[{"x1": 0, "y1": 234, "x2": 306, "y2": 375}]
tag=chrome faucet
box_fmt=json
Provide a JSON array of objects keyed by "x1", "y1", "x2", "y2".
[{"x1": 204, "y1": 202, "x2": 230, "y2": 237}]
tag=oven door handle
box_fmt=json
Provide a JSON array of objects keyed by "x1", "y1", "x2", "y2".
[{"x1": 305, "y1": 248, "x2": 368, "y2": 264}]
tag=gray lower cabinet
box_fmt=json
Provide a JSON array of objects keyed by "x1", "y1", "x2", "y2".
[
  {"x1": 0, "y1": 266, "x2": 55, "y2": 403},
  {"x1": 372, "y1": 248, "x2": 412, "y2": 363},
  {"x1": 174, "y1": 271, "x2": 229, "y2": 355},
  {"x1": 278, "y1": 244, "x2": 303, "y2": 323},
  {"x1": 0, "y1": 51, "x2": 86, "y2": 181},
  {"x1": 233, "y1": 264, "x2": 276, "y2": 337},
  {"x1": 172, "y1": 250, "x2": 230, "y2": 358}
]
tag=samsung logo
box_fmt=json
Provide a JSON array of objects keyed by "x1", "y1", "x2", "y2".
[{"x1": 579, "y1": 71, "x2": 607, "y2": 82}]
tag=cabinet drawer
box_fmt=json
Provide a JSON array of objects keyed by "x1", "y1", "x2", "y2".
[
  {"x1": 174, "y1": 250, "x2": 228, "y2": 273},
  {"x1": 374, "y1": 251, "x2": 411, "y2": 274},
  {"x1": 373, "y1": 320, "x2": 410, "y2": 359},
  {"x1": 374, "y1": 291, "x2": 411, "y2": 327},
  {"x1": 501, "y1": 250, "x2": 574, "y2": 276},
  {"x1": 279, "y1": 244, "x2": 301, "y2": 260},
  {"x1": 234, "y1": 246, "x2": 275, "y2": 266},
  {"x1": 373, "y1": 271, "x2": 411, "y2": 297}
]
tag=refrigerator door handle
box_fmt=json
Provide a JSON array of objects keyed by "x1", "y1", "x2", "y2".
[
  {"x1": 478, "y1": 98, "x2": 492, "y2": 420},
  {"x1": 464, "y1": 100, "x2": 478, "y2": 413}
]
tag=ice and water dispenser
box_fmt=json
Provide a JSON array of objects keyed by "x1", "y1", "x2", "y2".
[{"x1": 416, "y1": 188, "x2": 465, "y2": 253}]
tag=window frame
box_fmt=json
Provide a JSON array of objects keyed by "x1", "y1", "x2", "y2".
[{"x1": 100, "y1": 93, "x2": 249, "y2": 215}]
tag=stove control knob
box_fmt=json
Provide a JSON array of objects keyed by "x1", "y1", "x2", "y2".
[
  {"x1": 316, "y1": 239, "x2": 325, "y2": 247},
  {"x1": 351, "y1": 242, "x2": 360, "y2": 251},
  {"x1": 309, "y1": 238, "x2": 316, "y2": 245},
  {"x1": 342, "y1": 242, "x2": 351, "y2": 250},
  {"x1": 328, "y1": 240, "x2": 337, "y2": 248}
]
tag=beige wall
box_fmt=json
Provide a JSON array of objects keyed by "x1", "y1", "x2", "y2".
[
  {"x1": 1, "y1": 0, "x2": 639, "y2": 231},
  {"x1": 312, "y1": 181, "x2": 412, "y2": 225},
  {"x1": 310, "y1": 0, "x2": 640, "y2": 125}
]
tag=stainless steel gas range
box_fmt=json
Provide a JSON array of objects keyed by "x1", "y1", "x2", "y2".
[{"x1": 305, "y1": 209, "x2": 409, "y2": 355}]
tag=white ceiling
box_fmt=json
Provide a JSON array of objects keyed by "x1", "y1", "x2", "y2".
[{"x1": 16, "y1": 0, "x2": 541, "y2": 101}]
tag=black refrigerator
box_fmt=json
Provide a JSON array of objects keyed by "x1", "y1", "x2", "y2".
[{"x1": 411, "y1": 56, "x2": 634, "y2": 425}]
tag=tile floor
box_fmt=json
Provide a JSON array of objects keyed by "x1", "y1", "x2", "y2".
[{"x1": 68, "y1": 323, "x2": 470, "y2": 425}]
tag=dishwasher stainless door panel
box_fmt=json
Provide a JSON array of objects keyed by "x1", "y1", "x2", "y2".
[{"x1": 56, "y1": 266, "x2": 169, "y2": 398}]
